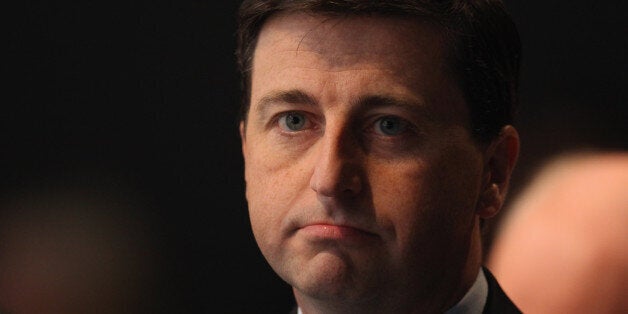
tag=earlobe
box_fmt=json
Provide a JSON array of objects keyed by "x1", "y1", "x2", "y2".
[
  {"x1": 477, "y1": 125, "x2": 520, "y2": 218},
  {"x1": 477, "y1": 183, "x2": 502, "y2": 218}
]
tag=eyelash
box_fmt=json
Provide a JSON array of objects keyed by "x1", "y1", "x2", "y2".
[
  {"x1": 371, "y1": 116, "x2": 409, "y2": 136},
  {"x1": 270, "y1": 111, "x2": 417, "y2": 139},
  {"x1": 272, "y1": 111, "x2": 318, "y2": 134}
]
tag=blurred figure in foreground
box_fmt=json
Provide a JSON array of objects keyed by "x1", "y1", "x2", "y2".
[
  {"x1": 0, "y1": 183, "x2": 160, "y2": 314},
  {"x1": 488, "y1": 151, "x2": 628, "y2": 314}
]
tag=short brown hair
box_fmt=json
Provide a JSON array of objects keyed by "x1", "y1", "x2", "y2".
[{"x1": 235, "y1": 0, "x2": 521, "y2": 143}]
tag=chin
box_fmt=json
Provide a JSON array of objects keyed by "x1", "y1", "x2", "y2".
[{"x1": 287, "y1": 249, "x2": 379, "y2": 300}]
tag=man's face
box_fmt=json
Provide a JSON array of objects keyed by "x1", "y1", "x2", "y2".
[{"x1": 241, "y1": 13, "x2": 489, "y2": 306}]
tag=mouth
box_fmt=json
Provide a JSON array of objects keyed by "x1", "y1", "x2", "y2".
[{"x1": 299, "y1": 223, "x2": 378, "y2": 245}]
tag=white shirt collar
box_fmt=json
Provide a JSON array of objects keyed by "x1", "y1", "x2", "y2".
[
  {"x1": 296, "y1": 268, "x2": 488, "y2": 314},
  {"x1": 445, "y1": 267, "x2": 488, "y2": 314}
]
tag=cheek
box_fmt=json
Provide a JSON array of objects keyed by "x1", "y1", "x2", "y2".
[
  {"x1": 244, "y1": 139, "x2": 291, "y2": 200},
  {"x1": 245, "y1": 169, "x2": 287, "y2": 261},
  {"x1": 370, "y1": 148, "x2": 483, "y2": 249},
  {"x1": 369, "y1": 162, "x2": 432, "y2": 243},
  {"x1": 244, "y1": 156, "x2": 285, "y2": 230},
  {"x1": 424, "y1": 149, "x2": 484, "y2": 232},
  {"x1": 244, "y1": 148, "x2": 279, "y2": 239},
  {"x1": 244, "y1": 149, "x2": 307, "y2": 208},
  {"x1": 243, "y1": 143, "x2": 309, "y2": 246}
]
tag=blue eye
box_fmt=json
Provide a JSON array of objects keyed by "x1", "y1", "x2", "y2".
[
  {"x1": 375, "y1": 116, "x2": 407, "y2": 135},
  {"x1": 279, "y1": 112, "x2": 307, "y2": 131}
]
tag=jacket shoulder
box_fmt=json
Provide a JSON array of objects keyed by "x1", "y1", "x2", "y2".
[{"x1": 482, "y1": 267, "x2": 522, "y2": 314}]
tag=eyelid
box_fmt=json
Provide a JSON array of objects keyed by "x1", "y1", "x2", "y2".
[
  {"x1": 270, "y1": 110, "x2": 320, "y2": 133},
  {"x1": 374, "y1": 116, "x2": 408, "y2": 136},
  {"x1": 367, "y1": 114, "x2": 417, "y2": 136}
]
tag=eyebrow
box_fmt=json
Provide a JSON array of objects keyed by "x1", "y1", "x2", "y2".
[
  {"x1": 254, "y1": 90, "x2": 432, "y2": 123},
  {"x1": 255, "y1": 89, "x2": 318, "y2": 121},
  {"x1": 352, "y1": 94, "x2": 434, "y2": 122},
  {"x1": 353, "y1": 94, "x2": 423, "y2": 112}
]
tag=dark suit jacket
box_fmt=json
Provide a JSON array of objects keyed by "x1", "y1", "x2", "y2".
[
  {"x1": 288, "y1": 267, "x2": 521, "y2": 314},
  {"x1": 482, "y1": 266, "x2": 521, "y2": 314}
]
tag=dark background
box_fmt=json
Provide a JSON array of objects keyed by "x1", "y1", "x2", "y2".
[{"x1": 2, "y1": 1, "x2": 626, "y2": 313}]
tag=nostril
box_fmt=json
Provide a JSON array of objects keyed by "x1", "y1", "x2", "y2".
[
  {"x1": 343, "y1": 175, "x2": 362, "y2": 195},
  {"x1": 310, "y1": 169, "x2": 362, "y2": 198}
]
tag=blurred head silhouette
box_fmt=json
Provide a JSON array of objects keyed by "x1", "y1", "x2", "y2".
[{"x1": 488, "y1": 151, "x2": 628, "y2": 314}]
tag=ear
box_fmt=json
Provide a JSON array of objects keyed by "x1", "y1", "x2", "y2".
[
  {"x1": 477, "y1": 125, "x2": 520, "y2": 218},
  {"x1": 239, "y1": 121, "x2": 247, "y2": 157}
]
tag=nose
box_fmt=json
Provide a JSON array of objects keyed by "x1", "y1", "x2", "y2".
[{"x1": 309, "y1": 127, "x2": 362, "y2": 198}]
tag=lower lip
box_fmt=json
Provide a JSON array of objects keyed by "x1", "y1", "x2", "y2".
[{"x1": 299, "y1": 224, "x2": 375, "y2": 244}]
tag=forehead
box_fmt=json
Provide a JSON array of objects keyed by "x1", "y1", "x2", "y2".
[
  {"x1": 249, "y1": 13, "x2": 468, "y2": 124},
  {"x1": 254, "y1": 12, "x2": 448, "y2": 73}
]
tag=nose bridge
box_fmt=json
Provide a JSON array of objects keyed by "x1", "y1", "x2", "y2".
[{"x1": 310, "y1": 122, "x2": 362, "y2": 197}]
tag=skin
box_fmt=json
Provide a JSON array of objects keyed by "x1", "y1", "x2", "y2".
[
  {"x1": 240, "y1": 13, "x2": 519, "y2": 314},
  {"x1": 488, "y1": 152, "x2": 628, "y2": 314}
]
